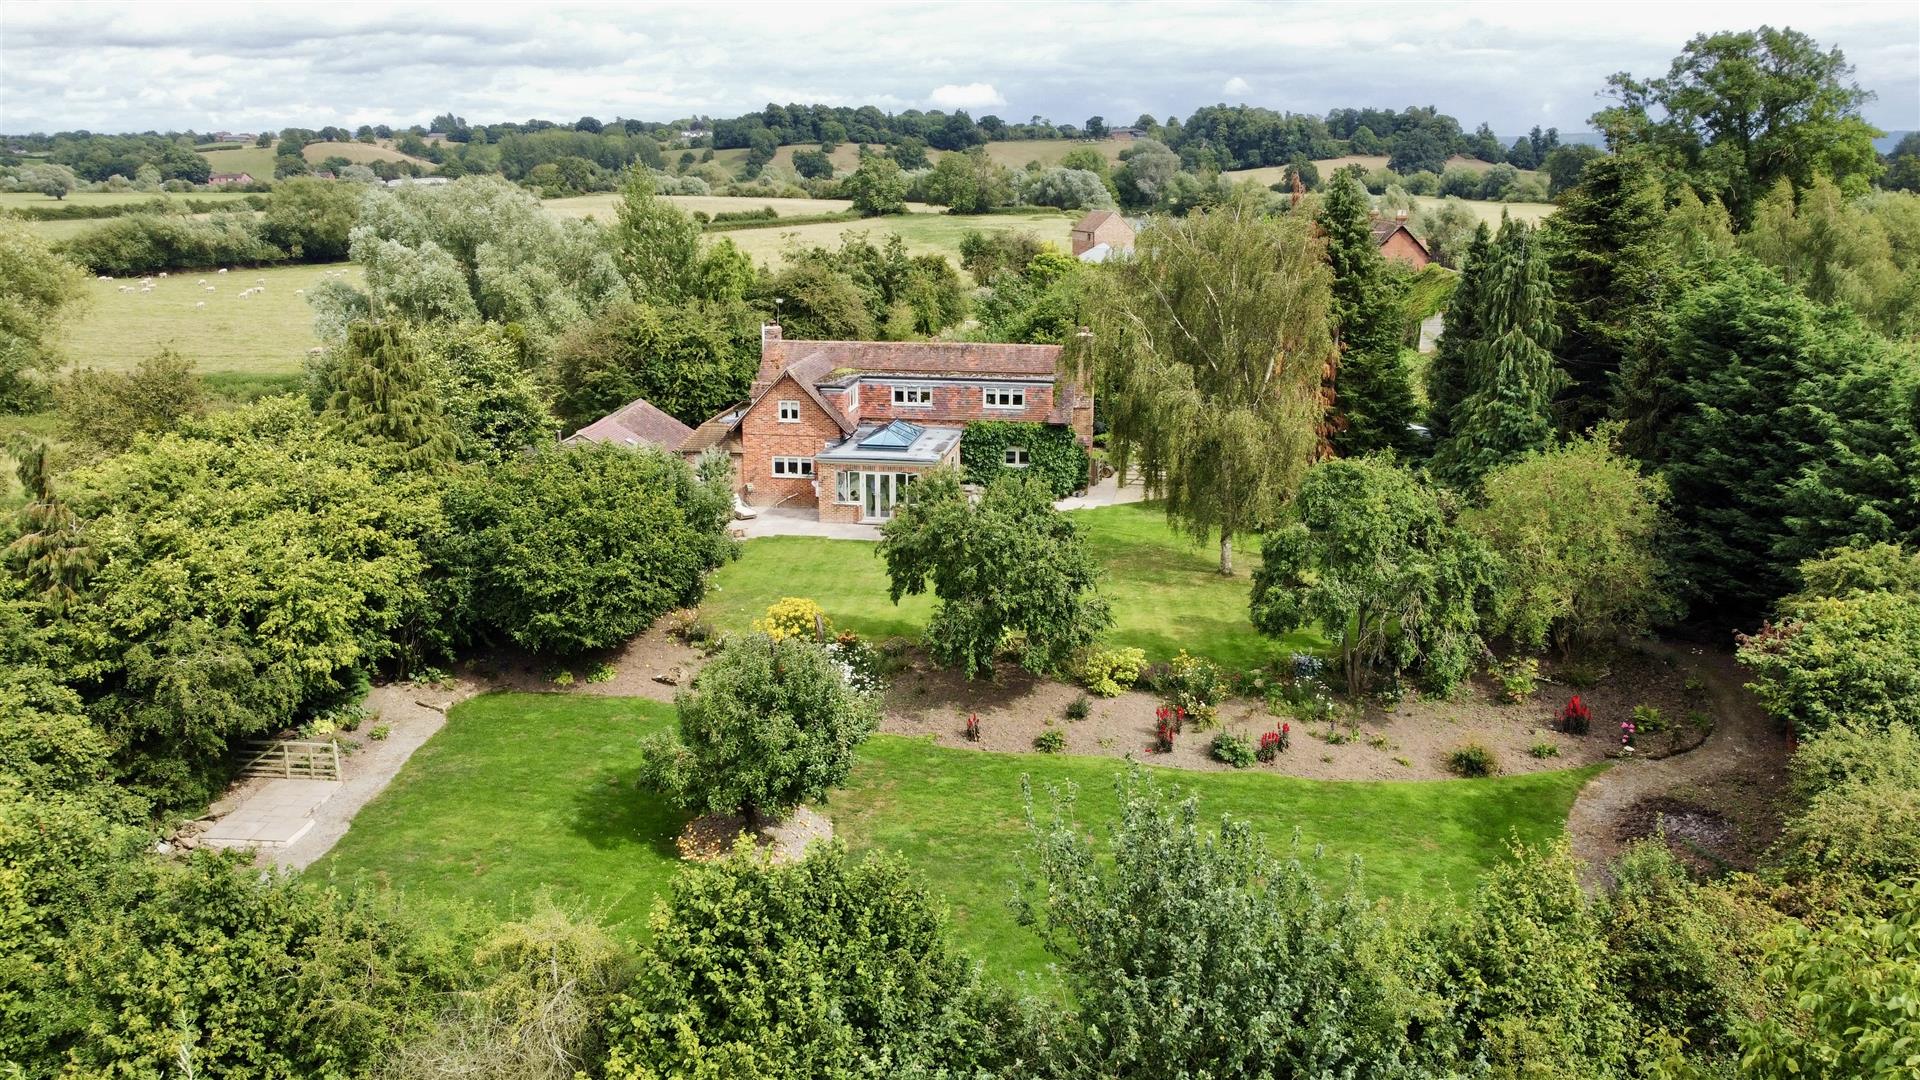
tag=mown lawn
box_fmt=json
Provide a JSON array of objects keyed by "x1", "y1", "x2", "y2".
[
  {"x1": 316, "y1": 692, "x2": 1601, "y2": 983},
  {"x1": 704, "y1": 501, "x2": 1320, "y2": 669}
]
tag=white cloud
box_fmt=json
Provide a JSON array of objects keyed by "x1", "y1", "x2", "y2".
[
  {"x1": 927, "y1": 82, "x2": 1006, "y2": 111},
  {"x1": 0, "y1": 2, "x2": 1912, "y2": 134}
]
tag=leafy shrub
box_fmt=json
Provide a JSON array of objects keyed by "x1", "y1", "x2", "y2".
[
  {"x1": 585, "y1": 661, "x2": 617, "y2": 684},
  {"x1": 1560, "y1": 661, "x2": 1607, "y2": 689},
  {"x1": 1081, "y1": 645, "x2": 1146, "y2": 697},
  {"x1": 754, "y1": 596, "x2": 831, "y2": 642},
  {"x1": 1446, "y1": 742, "x2": 1499, "y2": 777},
  {"x1": 1529, "y1": 740, "x2": 1560, "y2": 759},
  {"x1": 447, "y1": 443, "x2": 735, "y2": 657},
  {"x1": 369, "y1": 723, "x2": 391, "y2": 741},
  {"x1": 1210, "y1": 731, "x2": 1255, "y2": 768},
  {"x1": 1153, "y1": 650, "x2": 1227, "y2": 725},
  {"x1": 1012, "y1": 769, "x2": 1419, "y2": 1078},
  {"x1": 1493, "y1": 656, "x2": 1539, "y2": 703},
  {"x1": 1631, "y1": 704, "x2": 1669, "y2": 733},
  {"x1": 60, "y1": 211, "x2": 285, "y2": 274},
  {"x1": 828, "y1": 632, "x2": 886, "y2": 695},
  {"x1": 1737, "y1": 590, "x2": 1920, "y2": 737},
  {"x1": 604, "y1": 844, "x2": 999, "y2": 1078},
  {"x1": 1034, "y1": 727, "x2": 1066, "y2": 753},
  {"x1": 638, "y1": 633, "x2": 880, "y2": 820},
  {"x1": 1065, "y1": 693, "x2": 1091, "y2": 721}
]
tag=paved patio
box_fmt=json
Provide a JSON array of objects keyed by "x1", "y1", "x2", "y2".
[
  {"x1": 200, "y1": 778, "x2": 340, "y2": 849},
  {"x1": 733, "y1": 471, "x2": 1148, "y2": 541}
]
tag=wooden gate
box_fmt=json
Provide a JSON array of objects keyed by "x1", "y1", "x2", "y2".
[{"x1": 238, "y1": 739, "x2": 341, "y2": 781}]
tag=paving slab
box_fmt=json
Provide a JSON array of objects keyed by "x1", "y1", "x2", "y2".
[{"x1": 201, "y1": 778, "x2": 338, "y2": 848}]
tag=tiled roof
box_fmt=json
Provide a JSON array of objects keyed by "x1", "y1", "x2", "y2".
[
  {"x1": 680, "y1": 404, "x2": 747, "y2": 454},
  {"x1": 793, "y1": 340, "x2": 1062, "y2": 381},
  {"x1": 765, "y1": 355, "x2": 858, "y2": 434},
  {"x1": 1074, "y1": 209, "x2": 1122, "y2": 232},
  {"x1": 564, "y1": 395, "x2": 694, "y2": 450}
]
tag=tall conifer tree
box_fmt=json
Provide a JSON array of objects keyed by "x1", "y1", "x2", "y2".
[
  {"x1": 1318, "y1": 172, "x2": 1420, "y2": 457},
  {"x1": 1432, "y1": 218, "x2": 1566, "y2": 487}
]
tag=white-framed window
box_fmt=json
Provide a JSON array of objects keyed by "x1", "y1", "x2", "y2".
[
  {"x1": 770, "y1": 456, "x2": 814, "y2": 478},
  {"x1": 892, "y1": 386, "x2": 933, "y2": 407},
  {"x1": 1004, "y1": 446, "x2": 1029, "y2": 468},
  {"x1": 984, "y1": 387, "x2": 1026, "y2": 409},
  {"x1": 835, "y1": 470, "x2": 860, "y2": 503},
  {"x1": 777, "y1": 399, "x2": 802, "y2": 422}
]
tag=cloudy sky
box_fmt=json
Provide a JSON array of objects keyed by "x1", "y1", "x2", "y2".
[{"x1": 3, "y1": 1, "x2": 1915, "y2": 136}]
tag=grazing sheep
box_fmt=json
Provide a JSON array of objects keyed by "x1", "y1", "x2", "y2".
[
  {"x1": 195, "y1": 301, "x2": 206, "y2": 308},
  {"x1": 98, "y1": 275, "x2": 111, "y2": 281},
  {"x1": 294, "y1": 289, "x2": 304, "y2": 295},
  {"x1": 158, "y1": 272, "x2": 168, "y2": 278},
  {"x1": 217, "y1": 268, "x2": 228, "y2": 274}
]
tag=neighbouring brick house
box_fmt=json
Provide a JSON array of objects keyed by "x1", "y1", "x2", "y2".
[
  {"x1": 207, "y1": 172, "x2": 255, "y2": 187},
  {"x1": 654, "y1": 325, "x2": 1092, "y2": 523},
  {"x1": 1070, "y1": 209, "x2": 1135, "y2": 260},
  {"x1": 1371, "y1": 213, "x2": 1434, "y2": 270}
]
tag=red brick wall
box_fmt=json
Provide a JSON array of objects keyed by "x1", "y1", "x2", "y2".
[
  {"x1": 739, "y1": 376, "x2": 842, "y2": 508},
  {"x1": 855, "y1": 380, "x2": 1055, "y2": 426},
  {"x1": 1379, "y1": 230, "x2": 1431, "y2": 270}
]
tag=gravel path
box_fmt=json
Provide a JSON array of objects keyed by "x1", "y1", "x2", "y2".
[
  {"x1": 1565, "y1": 644, "x2": 1791, "y2": 885},
  {"x1": 264, "y1": 679, "x2": 478, "y2": 871}
]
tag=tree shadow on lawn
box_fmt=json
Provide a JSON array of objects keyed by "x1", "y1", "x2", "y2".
[{"x1": 568, "y1": 768, "x2": 686, "y2": 863}]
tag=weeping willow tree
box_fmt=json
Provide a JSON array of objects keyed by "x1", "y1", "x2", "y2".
[{"x1": 1070, "y1": 192, "x2": 1333, "y2": 575}]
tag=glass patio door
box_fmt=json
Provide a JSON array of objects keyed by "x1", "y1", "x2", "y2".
[{"x1": 861, "y1": 472, "x2": 912, "y2": 522}]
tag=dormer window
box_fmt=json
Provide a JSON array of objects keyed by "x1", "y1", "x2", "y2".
[
  {"x1": 777, "y1": 400, "x2": 802, "y2": 422},
  {"x1": 984, "y1": 387, "x2": 1025, "y2": 409},
  {"x1": 892, "y1": 386, "x2": 932, "y2": 407}
]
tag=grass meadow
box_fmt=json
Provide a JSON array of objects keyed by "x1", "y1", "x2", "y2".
[
  {"x1": 315, "y1": 691, "x2": 1600, "y2": 984},
  {"x1": 195, "y1": 143, "x2": 279, "y2": 177},
  {"x1": 703, "y1": 501, "x2": 1320, "y2": 669},
  {"x1": 700, "y1": 137, "x2": 1134, "y2": 178},
  {"x1": 60, "y1": 262, "x2": 352, "y2": 374},
  {"x1": 715, "y1": 207, "x2": 1076, "y2": 268}
]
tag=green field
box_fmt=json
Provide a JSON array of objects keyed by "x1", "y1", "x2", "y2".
[
  {"x1": 0, "y1": 190, "x2": 258, "y2": 211},
  {"x1": 1411, "y1": 195, "x2": 1554, "y2": 225},
  {"x1": 315, "y1": 692, "x2": 1600, "y2": 982},
  {"x1": 197, "y1": 143, "x2": 278, "y2": 178},
  {"x1": 704, "y1": 501, "x2": 1319, "y2": 669},
  {"x1": 1226, "y1": 154, "x2": 1525, "y2": 187},
  {"x1": 60, "y1": 262, "x2": 352, "y2": 374},
  {"x1": 302, "y1": 140, "x2": 437, "y2": 169},
  {"x1": 716, "y1": 208, "x2": 1075, "y2": 268},
  {"x1": 543, "y1": 193, "x2": 875, "y2": 222}
]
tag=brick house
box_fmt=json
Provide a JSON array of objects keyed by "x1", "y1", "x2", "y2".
[
  {"x1": 1070, "y1": 209, "x2": 1135, "y2": 259},
  {"x1": 669, "y1": 325, "x2": 1092, "y2": 523},
  {"x1": 1371, "y1": 214, "x2": 1434, "y2": 270},
  {"x1": 207, "y1": 172, "x2": 255, "y2": 187}
]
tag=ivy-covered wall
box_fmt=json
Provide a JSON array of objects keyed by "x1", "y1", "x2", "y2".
[{"x1": 960, "y1": 421, "x2": 1089, "y2": 498}]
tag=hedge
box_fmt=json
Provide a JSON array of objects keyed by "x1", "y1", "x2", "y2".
[
  {"x1": 4, "y1": 194, "x2": 268, "y2": 222},
  {"x1": 960, "y1": 420, "x2": 1089, "y2": 498}
]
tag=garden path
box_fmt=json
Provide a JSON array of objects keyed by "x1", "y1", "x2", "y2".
[
  {"x1": 264, "y1": 679, "x2": 479, "y2": 871},
  {"x1": 1564, "y1": 644, "x2": 1791, "y2": 886}
]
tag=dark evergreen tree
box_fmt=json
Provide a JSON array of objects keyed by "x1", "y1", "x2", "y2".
[
  {"x1": 1432, "y1": 218, "x2": 1564, "y2": 486},
  {"x1": 1542, "y1": 153, "x2": 1673, "y2": 433},
  {"x1": 1425, "y1": 223, "x2": 1491, "y2": 442},
  {"x1": 326, "y1": 322, "x2": 460, "y2": 471},
  {"x1": 1319, "y1": 172, "x2": 1420, "y2": 457},
  {"x1": 1646, "y1": 260, "x2": 1920, "y2": 614}
]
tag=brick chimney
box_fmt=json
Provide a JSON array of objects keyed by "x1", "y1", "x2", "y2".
[
  {"x1": 1395, "y1": 208, "x2": 1409, "y2": 223},
  {"x1": 752, "y1": 322, "x2": 786, "y2": 399}
]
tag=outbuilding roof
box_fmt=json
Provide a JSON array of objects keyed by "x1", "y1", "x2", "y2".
[{"x1": 563, "y1": 395, "x2": 694, "y2": 450}]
